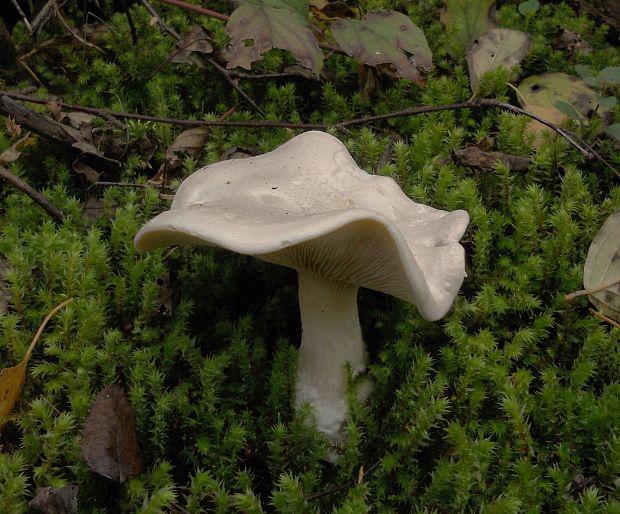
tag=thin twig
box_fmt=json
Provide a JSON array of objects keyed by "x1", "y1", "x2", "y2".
[
  {"x1": 142, "y1": 0, "x2": 266, "y2": 116},
  {"x1": 565, "y1": 279, "x2": 620, "y2": 301},
  {"x1": 53, "y1": 0, "x2": 104, "y2": 52},
  {"x1": 25, "y1": 298, "x2": 75, "y2": 360},
  {"x1": 590, "y1": 309, "x2": 620, "y2": 329},
  {"x1": 2, "y1": 90, "x2": 619, "y2": 173},
  {"x1": 0, "y1": 165, "x2": 64, "y2": 222},
  {"x1": 93, "y1": 181, "x2": 148, "y2": 188},
  {"x1": 30, "y1": 0, "x2": 63, "y2": 35},
  {"x1": 155, "y1": 0, "x2": 230, "y2": 21},
  {"x1": 10, "y1": 0, "x2": 32, "y2": 33},
  {"x1": 204, "y1": 57, "x2": 267, "y2": 116},
  {"x1": 141, "y1": 0, "x2": 181, "y2": 39}
]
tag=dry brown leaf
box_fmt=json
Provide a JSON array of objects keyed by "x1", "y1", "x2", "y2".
[
  {"x1": 0, "y1": 132, "x2": 33, "y2": 165},
  {"x1": 554, "y1": 28, "x2": 592, "y2": 55},
  {"x1": 45, "y1": 100, "x2": 62, "y2": 121},
  {"x1": 5, "y1": 116, "x2": 22, "y2": 137},
  {"x1": 29, "y1": 485, "x2": 78, "y2": 514},
  {"x1": 150, "y1": 126, "x2": 210, "y2": 185},
  {"x1": 80, "y1": 384, "x2": 143, "y2": 482},
  {"x1": 72, "y1": 158, "x2": 101, "y2": 183},
  {"x1": 453, "y1": 144, "x2": 530, "y2": 172},
  {"x1": 0, "y1": 298, "x2": 74, "y2": 429},
  {"x1": 171, "y1": 25, "x2": 214, "y2": 65},
  {"x1": 61, "y1": 112, "x2": 95, "y2": 130}
]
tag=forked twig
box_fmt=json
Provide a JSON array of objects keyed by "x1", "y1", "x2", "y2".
[
  {"x1": 52, "y1": 0, "x2": 104, "y2": 52},
  {"x1": 1, "y1": 89, "x2": 619, "y2": 175},
  {"x1": 141, "y1": 0, "x2": 266, "y2": 116}
]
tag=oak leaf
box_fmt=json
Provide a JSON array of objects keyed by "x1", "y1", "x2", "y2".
[
  {"x1": 330, "y1": 12, "x2": 432, "y2": 83},
  {"x1": 224, "y1": 0, "x2": 323, "y2": 75}
]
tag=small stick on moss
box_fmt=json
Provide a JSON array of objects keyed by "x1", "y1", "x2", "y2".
[
  {"x1": 589, "y1": 309, "x2": 620, "y2": 329},
  {"x1": 0, "y1": 165, "x2": 64, "y2": 222},
  {"x1": 154, "y1": 0, "x2": 230, "y2": 21},
  {"x1": 565, "y1": 279, "x2": 620, "y2": 301},
  {"x1": 52, "y1": 1, "x2": 104, "y2": 52},
  {"x1": 142, "y1": 0, "x2": 266, "y2": 116},
  {"x1": 1, "y1": 90, "x2": 617, "y2": 173}
]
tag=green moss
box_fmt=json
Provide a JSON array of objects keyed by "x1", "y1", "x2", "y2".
[{"x1": 1, "y1": 0, "x2": 620, "y2": 512}]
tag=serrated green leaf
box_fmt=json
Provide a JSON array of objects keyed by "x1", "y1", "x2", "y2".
[
  {"x1": 598, "y1": 66, "x2": 620, "y2": 86},
  {"x1": 224, "y1": 0, "x2": 323, "y2": 75},
  {"x1": 518, "y1": 0, "x2": 539, "y2": 15},
  {"x1": 517, "y1": 73, "x2": 604, "y2": 119},
  {"x1": 583, "y1": 210, "x2": 620, "y2": 323},
  {"x1": 584, "y1": 76, "x2": 600, "y2": 87},
  {"x1": 596, "y1": 95, "x2": 618, "y2": 110},
  {"x1": 554, "y1": 100, "x2": 583, "y2": 120},
  {"x1": 574, "y1": 64, "x2": 593, "y2": 78},
  {"x1": 466, "y1": 28, "x2": 530, "y2": 92},
  {"x1": 605, "y1": 123, "x2": 620, "y2": 141},
  {"x1": 330, "y1": 11, "x2": 432, "y2": 82},
  {"x1": 440, "y1": 0, "x2": 496, "y2": 59}
]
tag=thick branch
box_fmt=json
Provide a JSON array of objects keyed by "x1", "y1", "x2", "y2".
[{"x1": 0, "y1": 95, "x2": 78, "y2": 145}]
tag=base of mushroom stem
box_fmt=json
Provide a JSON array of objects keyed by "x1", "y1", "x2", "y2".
[{"x1": 295, "y1": 374, "x2": 373, "y2": 461}]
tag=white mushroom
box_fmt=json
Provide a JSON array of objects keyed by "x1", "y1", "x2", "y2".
[{"x1": 134, "y1": 131, "x2": 469, "y2": 448}]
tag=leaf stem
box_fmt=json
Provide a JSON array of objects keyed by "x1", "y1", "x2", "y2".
[{"x1": 24, "y1": 298, "x2": 75, "y2": 361}]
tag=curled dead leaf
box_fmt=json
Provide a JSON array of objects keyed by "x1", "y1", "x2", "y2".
[
  {"x1": 453, "y1": 145, "x2": 530, "y2": 172},
  {"x1": 150, "y1": 126, "x2": 210, "y2": 185},
  {"x1": 0, "y1": 132, "x2": 33, "y2": 165},
  {"x1": 0, "y1": 298, "x2": 74, "y2": 429},
  {"x1": 554, "y1": 28, "x2": 592, "y2": 55},
  {"x1": 5, "y1": 116, "x2": 21, "y2": 137},
  {"x1": 171, "y1": 25, "x2": 215, "y2": 65},
  {"x1": 72, "y1": 158, "x2": 101, "y2": 183}
]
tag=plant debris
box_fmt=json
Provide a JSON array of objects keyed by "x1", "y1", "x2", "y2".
[{"x1": 80, "y1": 384, "x2": 143, "y2": 482}]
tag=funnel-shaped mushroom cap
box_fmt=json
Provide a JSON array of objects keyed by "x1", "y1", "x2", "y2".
[{"x1": 135, "y1": 131, "x2": 469, "y2": 320}]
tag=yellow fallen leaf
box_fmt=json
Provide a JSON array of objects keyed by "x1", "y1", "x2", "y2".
[{"x1": 0, "y1": 298, "x2": 74, "y2": 429}]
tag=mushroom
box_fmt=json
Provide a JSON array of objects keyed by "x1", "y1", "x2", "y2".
[{"x1": 134, "y1": 131, "x2": 468, "y2": 447}]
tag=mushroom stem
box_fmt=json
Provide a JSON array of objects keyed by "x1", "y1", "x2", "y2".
[{"x1": 295, "y1": 271, "x2": 371, "y2": 443}]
